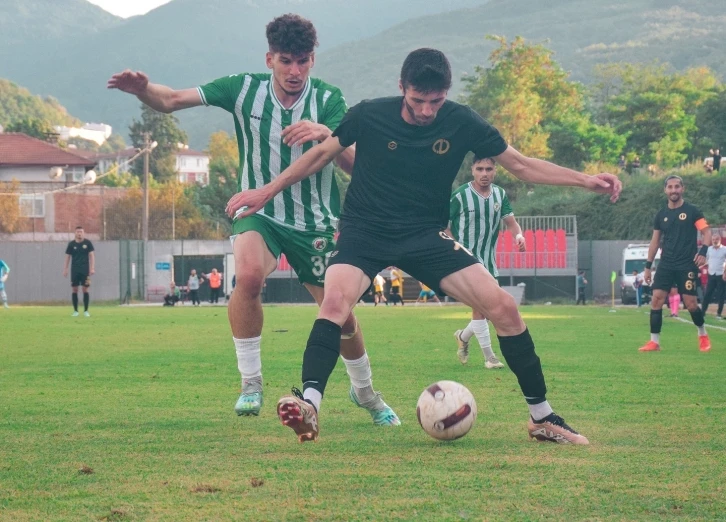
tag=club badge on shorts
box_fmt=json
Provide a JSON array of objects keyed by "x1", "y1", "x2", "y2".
[{"x1": 312, "y1": 237, "x2": 328, "y2": 252}]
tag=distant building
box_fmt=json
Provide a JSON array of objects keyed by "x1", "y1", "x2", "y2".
[
  {"x1": 0, "y1": 132, "x2": 128, "y2": 240},
  {"x1": 93, "y1": 145, "x2": 210, "y2": 186},
  {"x1": 175, "y1": 146, "x2": 210, "y2": 185},
  {"x1": 55, "y1": 123, "x2": 113, "y2": 145}
]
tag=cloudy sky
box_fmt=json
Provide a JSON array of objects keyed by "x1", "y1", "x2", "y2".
[{"x1": 86, "y1": 0, "x2": 173, "y2": 18}]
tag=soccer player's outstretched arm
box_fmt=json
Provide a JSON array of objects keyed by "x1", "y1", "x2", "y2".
[
  {"x1": 495, "y1": 146, "x2": 622, "y2": 203},
  {"x1": 226, "y1": 137, "x2": 347, "y2": 218},
  {"x1": 107, "y1": 70, "x2": 202, "y2": 113}
]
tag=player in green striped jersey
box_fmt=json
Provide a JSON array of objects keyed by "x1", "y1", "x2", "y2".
[
  {"x1": 107, "y1": 14, "x2": 399, "y2": 426},
  {"x1": 450, "y1": 156, "x2": 526, "y2": 369}
]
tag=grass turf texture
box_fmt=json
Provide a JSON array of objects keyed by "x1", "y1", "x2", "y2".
[{"x1": 1, "y1": 304, "x2": 725, "y2": 521}]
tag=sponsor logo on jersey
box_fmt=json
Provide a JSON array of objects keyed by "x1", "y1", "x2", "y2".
[
  {"x1": 312, "y1": 238, "x2": 328, "y2": 252},
  {"x1": 664, "y1": 217, "x2": 668, "y2": 222},
  {"x1": 432, "y1": 139, "x2": 450, "y2": 155},
  {"x1": 82, "y1": 245, "x2": 87, "y2": 249},
  {"x1": 388, "y1": 141, "x2": 397, "y2": 150},
  {"x1": 679, "y1": 213, "x2": 687, "y2": 220}
]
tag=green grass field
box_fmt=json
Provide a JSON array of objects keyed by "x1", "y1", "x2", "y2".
[{"x1": 1, "y1": 304, "x2": 725, "y2": 521}]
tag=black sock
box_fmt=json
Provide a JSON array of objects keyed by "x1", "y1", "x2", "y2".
[
  {"x1": 83, "y1": 292, "x2": 89, "y2": 312},
  {"x1": 497, "y1": 328, "x2": 547, "y2": 405},
  {"x1": 302, "y1": 319, "x2": 342, "y2": 396},
  {"x1": 650, "y1": 309, "x2": 663, "y2": 334},
  {"x1": 690, "y1": 307, "x2": 704, "y2": 328},
  {"x1": 72, "y1": 293, "x2": 78, "y2": 311}
]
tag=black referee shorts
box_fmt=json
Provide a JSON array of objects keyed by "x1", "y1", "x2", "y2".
[
  {"x1": 328, "y1": 223, "x2": 480, "y2": 294},
  {"x1": 652, "y1": 266, "x2": 698, "y2": 296}
]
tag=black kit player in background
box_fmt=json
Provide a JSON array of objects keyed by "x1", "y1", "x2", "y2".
[
  {"x1": 639, "y1": 176, "x2": 712, "y2": 353},
  {"x1": 227, "y1": 48, "x2": 622, "y2": 444},
  {"x1": 63, "y1": 226, "x2": 95, "y2": 317}
]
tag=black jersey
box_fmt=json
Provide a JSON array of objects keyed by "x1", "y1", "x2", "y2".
[
  {"x1": 65, "y1": 239, "x2": 94, "y2": 273},
  {"x1": 332, "y1": 97, "x2": 507, "y2": 235},
  {"x1": 653, "y1": 202, "x2": 705, "y2": 270}
]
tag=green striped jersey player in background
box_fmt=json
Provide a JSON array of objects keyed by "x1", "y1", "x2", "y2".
[
  {"x1": 450, "y1": 155, "x2": 526, "y2": 370},
  {"x1": 107, "y1": 13, "x2": 399, "y2": 426}
]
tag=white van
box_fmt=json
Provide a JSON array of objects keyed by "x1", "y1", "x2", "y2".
[{"x1": 620, "y1": 243, "x2": 661, "y2": 304}]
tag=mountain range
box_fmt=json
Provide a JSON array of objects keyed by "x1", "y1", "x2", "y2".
[{"x1": 2, "y1": 0, "x2": 724, "y2": 147}]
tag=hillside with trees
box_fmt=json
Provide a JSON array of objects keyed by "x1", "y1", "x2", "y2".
[{"x1": 1, "y1": 0, "x2": 724, "y2": 146}]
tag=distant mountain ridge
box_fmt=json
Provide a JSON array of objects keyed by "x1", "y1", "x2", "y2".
[{"x1": 2, "y1": 0, "x2": 724, "y2": 147}]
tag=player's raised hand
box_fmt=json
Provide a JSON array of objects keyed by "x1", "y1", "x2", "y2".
[
  {"x1": 586, "y1": 173, "x2": 622, "y2": 203},
  {"x1": 226, "y1": 188, "x2": 271, "y2": 219},
  {"x1": 281, "y1": 121, "x2": 331, "y2": 147},
  {"x1": 107, "y1": 70, "x2": 149, "y2": 95}
]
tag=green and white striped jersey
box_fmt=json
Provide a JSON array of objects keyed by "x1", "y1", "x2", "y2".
[
  {"x1": 449, "y1": 182, "x2": 513, "y2": 276},
  {"x1": 198, "y1": 73, "x2": 346, "y2": 233}
]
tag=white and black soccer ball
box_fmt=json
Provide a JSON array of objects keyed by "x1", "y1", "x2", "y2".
[{"x1": 416, "y1": 380, "x2": 477, "y2": 441}]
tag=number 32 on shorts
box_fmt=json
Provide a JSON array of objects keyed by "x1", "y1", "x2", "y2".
[{"x1": 311, "y1": 252, "x2": 333, "y2": 277}]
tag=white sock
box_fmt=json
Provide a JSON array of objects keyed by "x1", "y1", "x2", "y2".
[
  {"x1": 697, "y1": 326, "x2": 707, "y2": 336},
  {"x1": 233, "y1": 336, "x2": 262, "y2": 384},
  {"x1": 528, "y1": 401, "x2": 554, "y2": 421},
  {"x1": 0, "y1": 290, "x2": 6, "y2": 304},
  {"x1": 343, "y1": 353, "x2": 376, "y2": 403},
  {"x1": 460, "y1": 321, "x2": 476, "y2": 342},
  {"x1": 650, "y1": 333, "x2": 660, "y2": 343},
  {"x1": 471, "y1": 319, "x2": 495, "y2": 359},
  {"x1": 303, "y1": 388, "x2": 322, "y2": 412}
]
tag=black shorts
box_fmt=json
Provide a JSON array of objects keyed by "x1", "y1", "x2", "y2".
[
  {"x1": 71, "y1": 271, "x2": 90, "y2": 287},
  {"x1": 328, "y1": 224, "x2": 480, "y2": 294},
  {"x1": 391, "y1": 286, "x2": 401, "y2": 295},
  {"x1": 652, "y1": 266, "x2": 698, "y2": 296}
]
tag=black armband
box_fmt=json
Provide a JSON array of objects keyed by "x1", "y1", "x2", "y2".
[
  {"x1": 698, "y1": 245, "x2": 708, "y2": 257},
  {"x1": 645, "y1": 261, "x2": 653, "y2": 270}
]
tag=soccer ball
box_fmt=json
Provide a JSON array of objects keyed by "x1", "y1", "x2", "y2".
[{"x1": 416, "y1": 380, "x2": 477, "y2": 441}]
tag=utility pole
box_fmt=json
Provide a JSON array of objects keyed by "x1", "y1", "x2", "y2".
[{"x1": 142, "y1": 131, "x2": 151, "y2": 242}]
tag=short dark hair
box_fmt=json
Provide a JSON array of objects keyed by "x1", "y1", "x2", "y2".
[
  {"x1": 400, "y1": 48, "x2": 452, "y2": 93},
  {"x1": 473, "y1": 155, "x2": 495, "y2": 164},
  {"x1": 266, "y1": 14, "x2": 318, "y2": 55},
  {"x1": 75, "y1": 226, "x2": 83, "y2": 230},
  {"x1": 664, "y1": 175, "x2": 683, "y2": 187}
]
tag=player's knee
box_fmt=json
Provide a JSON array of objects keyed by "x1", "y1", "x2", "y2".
[
  {"x1": 319, "y1": 289, "x2": 353, "y2": 324},
  {"x1": 234, "y1": 269, "x2": 266, "y2": 298}
]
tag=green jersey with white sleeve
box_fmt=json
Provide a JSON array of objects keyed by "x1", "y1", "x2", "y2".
[
  {"x1": 449, "y1": 182, "x2": 513, "y2": 276},
  {"x1": 198, "y1": 73, "x2": 346, "y2": 233}
]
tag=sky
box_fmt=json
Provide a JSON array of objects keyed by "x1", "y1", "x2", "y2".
[{"x1": 85, "y1": 0, "x2": 173, "y2": 18}]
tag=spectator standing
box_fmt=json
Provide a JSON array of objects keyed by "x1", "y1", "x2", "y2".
[
  {"x1": 204, "y1": 268, "x2": 223, "y2": 304},
  {"x1": 576, "y1": 270, "x2": 588, "y2": 305},
  {"x1": 618, "y1": 155, "x2": 626, "y2": 171},
  {"x1": 712, "y1": 148, "x2": 721, "y2": 172},
  {"x1": 188, "y1": 269, "x2": 203, "y2": 306},
  {"x1": 702, "y1": 233, "x2": 726, "y2": 318}
]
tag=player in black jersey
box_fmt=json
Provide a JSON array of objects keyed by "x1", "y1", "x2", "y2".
[
  {"x1": 639, "y1": 176, "x2": 712, "y2": 353},
  {"x1": 227, "y1": 48, "x2": 622, "y2": 444},
  {"x1": 63, "y1": 226, "x2": 95, "y2": 317}
]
